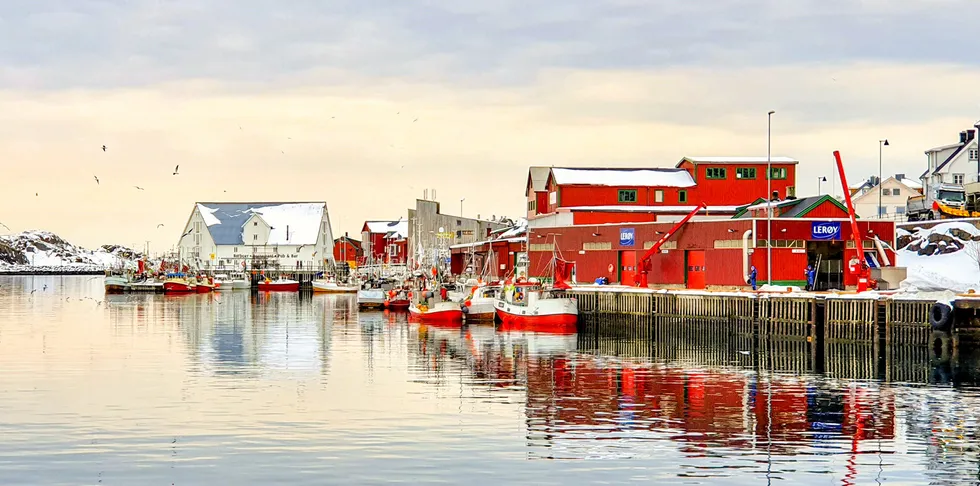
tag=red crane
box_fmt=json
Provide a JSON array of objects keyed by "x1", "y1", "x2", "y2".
[
  {"x1": 634, "y1": 202, "x2": 707, "y2": 287},
  {"x1": 833, "y1": 150, "x2": 876, "y2": 291}
]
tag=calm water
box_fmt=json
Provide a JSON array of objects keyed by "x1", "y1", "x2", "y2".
[{"x1": 2, "y1": 276, "x2": 980, "y2": 485}]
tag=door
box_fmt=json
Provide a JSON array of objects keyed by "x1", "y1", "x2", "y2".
[
  {"x1": 620, "y1": 251, "x2": 636, "y2": 285},
  {"x1": 686, "y1": 250, "x2": 705, "y2": 290}
]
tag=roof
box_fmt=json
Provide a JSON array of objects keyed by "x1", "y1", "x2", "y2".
[
  {"x1": 925, "y1": 142, "x2": 963, "y2": 153},
  {"x1": 527, "y1": 167, "x2": 550, "y2": 195},
  {"x1": 364, "y1": 220, "x2": 408, "y2": 239},
  {"x1": 195, "y1": 202, "x2": 326, "y2": 245},
  {"x1": 563, "y1": 205, "x2": 741, "y2": 213},
  {"x1": 449, "y1": 237, "x2": 527, "y2": 250},
  {"x1": 932, "y1": 141, "x2": 971, "y2": 175},
  {"x1": 735, "y1": 195, "x2": 847, "y2": 218},
  {"x1": 334, "y1": 236, "x2": 362, "y2": 248},
  {"x1": 679, "y1": 156, "x2": 798, "y2": 165},
  {"x1": 549, "y1": 168, "x2": 696, "y2": 188},
  {"x1": 900, "y1": 177, "x2": 923, "y2": 189},
  {"x1": 496, "y1": 218, "x2": 528, "y2": 239}
]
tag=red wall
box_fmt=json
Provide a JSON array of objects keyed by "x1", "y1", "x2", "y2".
[
  {"x1": 676, "y1": 161, "x2": 796, "y2": 206},
  {"x1": 451, "y1": 240, "x2": 524, "y2": 278},
  {"x1": 362, "y1": 233, "x2": 407, "y2": 264},
  {"x1": 572, "y1": 211, "x2": 658, "y2": 225},
  {"x1": 332, "y1": 240, "x2": 362, "y2": 263}
]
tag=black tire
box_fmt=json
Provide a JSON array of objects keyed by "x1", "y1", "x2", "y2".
[{"x1": 929, "y1": 302, "x2": 953, "y2": 332}]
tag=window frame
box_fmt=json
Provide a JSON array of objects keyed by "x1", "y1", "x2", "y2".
[
  {"x1": 705, "y1": 167, "x2": 727, "y2": 180},
  {"x1": 768, "y1": 167, "x2": 788, "y2": 180},
  {"x1": 735, "y1": 167, "x2": 756, "y2": 180},
  {"x1": 654, "y1": 190, "x2": 664, "y2": 203},
  {"x1": 617, "y1": 189, "x2": 638, "y2": 203},
  {"x1": 678, "y1": 190, "x2": 687, "y2": 203}
]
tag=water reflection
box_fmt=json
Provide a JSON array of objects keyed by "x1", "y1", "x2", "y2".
[{"x1": 5, "y1": 276, "x2": 980, "y2": 484}]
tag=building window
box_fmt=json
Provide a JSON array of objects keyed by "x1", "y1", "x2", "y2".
[
  {"x1": 896, "y1": 207, "x2": 906, "y2": 214},
  {"x1": 233, "y1": 247, "x2": 237, "y2": 252},
  {"x1": 706, "y1": 167, "x2": 727, "y2": 179},
  {"x1": 736, "y1": 168, "x2": 756, "y2": 179},
  {"x1": 618, "y1": 189, "x2": 637, "y2": 203},
  {"x1": 893, "y1": 188, "x2": 900, "y2": 196},
  {"x1": 879, "y1": 207, "x2": 887, "y2": 216},
  {"x1": 787, "y1": 186, "x2": 795, "y2": 198},
  {"x1": 655, "y1": 190, "x2": 664, "y2": 203},
  {"x1": 954, "y1": 173, "x2": 965, "y2": 184},
  {"x1": 971, "y1": 148, "x2": 978, "y2": 161},
  {"x1": 253, "y1": 234, "x2": 258, "y2": 241},
  {"x1": 769, "y1": 168, "x2": 788, "y2": 180},
  {"x1": 678, "y1": 190, "x2": 687, "y2": 203},
  {"x1": 882, "y1": 188, "x2": 890, "y2": 196},
  {"x1": 549, "y1": 191, "x2": 557, "y2": 205}
]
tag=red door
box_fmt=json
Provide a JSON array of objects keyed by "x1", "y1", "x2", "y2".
[
  {"x1": 686, "y1": 250, "x2": 705, "y2": 289},
  {"x1": 620, "y1": 251, "x2": 636, "y2": 285}
]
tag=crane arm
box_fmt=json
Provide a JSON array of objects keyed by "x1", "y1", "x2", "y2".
[
  {"x1": 833, "y1": 151, "x2": 864, "y2": 260},
  {"x1": 634, "y1": 202, "x2": 707, "y2": 287}
]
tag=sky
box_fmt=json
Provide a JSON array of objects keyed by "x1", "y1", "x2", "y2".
[{"x1": 2, "y1": 0, "x2": 980, "y2": 252}]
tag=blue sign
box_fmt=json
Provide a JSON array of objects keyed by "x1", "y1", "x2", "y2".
[
  {"x1": 620, "y1": 227, "x2": 635, "y2": 247},
  {"x1": 811, "y1": 221, "x2": 841, "y2": 240}
]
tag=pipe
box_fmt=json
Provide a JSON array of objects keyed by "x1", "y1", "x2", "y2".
[
  {"x1": 873, "y1": 236, "x2": 891, "y2": 267},
  {"x1": 743, "y1": 230, "x2": 753, "y2": 280}
]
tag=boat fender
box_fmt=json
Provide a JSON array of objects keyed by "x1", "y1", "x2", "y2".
[
  {"x1": 464, "y1": 300, "x2": 472, "y2": 307},
  {"x1": 930, "y1": 302, "x2": 953, "y2": 332},
  {"x1": 425, "y1": 291, "x2": 433, "y2": 299},
  {"x1": 461, "y1": 305, "x2": 469, "y2": 314}
]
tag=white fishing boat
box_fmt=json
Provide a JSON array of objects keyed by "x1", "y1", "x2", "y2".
[
  {"x1": 357, "y1": 288, "x2": 387, "y2": 309},
  {"x1": 213, "y1": 274, "x2": 233, "y2": 291},
  {"x1": 313, "y1": 278, "x2": 359, "y2": 293},
  {"x1": 230, "y1": 273, "x2": 250, "y2": 290},
  {"x1": 104, "y1": 274, "x2": 131, "y2": 294},
  {"x1": 460, "y1": 285, "x2": 500, "y2": 321}
]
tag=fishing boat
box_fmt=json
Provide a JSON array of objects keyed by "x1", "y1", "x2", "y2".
[
  {"x1": 357, "y1": 288, "x2": 387, "y2": 309},
  {"x1": 312, "y1": 278, "x2": 359, "y2": 293},
  {"x1": 408, "y1": 301, "x2": 464, "y2": 325},
  {"x1": 104, "y1": 274, "x2": 131, "y2": 294},
  {"x1": 460, "y1": 285, "x2": 499, "y2": 321},
  {"x1": 194, "y1": 276, "x2": 216, "y2": 293},
  {"x1": 229, "y1": 272, "x2": 250, "y2": 290},
  {"x1": 493, "y1": 257, "x2": 577, "y2": 333},
  {"x1": 213, "y1": 274, "x2": 233, "y2": 291},
  {"x1": 163, "y1": 273, "x2": 196, "y2": 294},
  {"x1": 384, "y1": 287, "x2": 411, "y2": 309},
  {"x1": 257, "y1": 276, "x2": 300, "y2": 292}
]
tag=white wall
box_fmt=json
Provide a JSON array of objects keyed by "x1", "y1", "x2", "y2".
[{"x1": 852, "y1": 179, "x2": 916, "y2": 218}]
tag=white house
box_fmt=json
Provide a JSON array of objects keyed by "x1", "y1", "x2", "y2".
[
  {"x1": 849, "y1": 174, "x2": 923, "y2": 218},
  {"x1": 177, "y1": 202, "x2": 335, "y2": 270},
  {"x1": 921, "y1": 123, "x2": 980, "y2": 199}
]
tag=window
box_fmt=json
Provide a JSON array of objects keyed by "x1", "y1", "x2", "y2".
[
  {"x1": 787, "y1": 186, "x2": 795, "y2": 198},
  {"x1": 736, "y1": 167, "x2": 756, "y2": 179},
  {"x1": 893, "y1": 188, "x2": 900, "y2": 196},
  {"x1": 706, "y1": 167, "x2": 727, "y2": 179},
  {"x1": 618, "y1": 189, "x2": 637, "y2": 203},
  {"x1": 253, "y1": 221, "x2": 258, "y2": 226},
  {"x1": 954, "y1": 173, "x2": 965, "y2": 184},
  {"x1": 879, "y1": 207, "x2": 887, "y2": 216},
  {"x1": 678, "y1": 190, "x2": 687, "y2": 203},
  {"x1": 971, "y1": 148, "x2": 978, "y2": 161},
  {"x1": 654, "y1": 190, "x2": 664, "y2": 203},
  {"x1": 253, "y1": 234, "x2": 258, "y2": 241},
  {"x1": 882, "y1": 188, "x2": 890, "y2": 196},
  {"x1": 233, "y1": 247, "x2": 237, "y2": 253},
  {"x1": 549, "y1": 191, "x2": 557, "y2": 204},
  {"x1": 896, "y1": 207, "x2": 906, "y2": 214},
  {"x1": 769, "y1": 167, "x2": 788, "y2": 179}
]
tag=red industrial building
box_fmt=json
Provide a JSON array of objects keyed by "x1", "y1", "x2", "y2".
[
  {"x1": 332, "y1": 234, "x2": 363, "y2": 265},
  {"x1": 526, "y1": 157, "x2": 798, "y2": 226},
  {"x1": 361, "y1": 220, "x2": 409, "y2": 265},
  {"x1": 449, "y1": 222, "x2": 528, "y2": 278},
  {"x1": 529, "y1": 195, "x2": 896, "y2": 290}
]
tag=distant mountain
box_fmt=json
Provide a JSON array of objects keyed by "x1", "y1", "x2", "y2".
[{"x1": 0, "y1": 231, "x2": 141, "y2": 274}]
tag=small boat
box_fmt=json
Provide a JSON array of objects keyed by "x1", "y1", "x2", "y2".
[
  {"x1": 104, "y1": 275, "x2": 131, "y2": 294},
  {"x1": 358, "y1": 288, "x2": 387, "y2": 309},
  {"x1": 230, "y1": 273, "x2": 250, "y2": 290},
  {"x1": 384, "y1": 288, "x2": 411, "y2": 309},
  {"x1": 194, "y1": 277, "x2": 216, "y2": 293},
  {"x1": 461, "y1": 285, "x2": 499, "y2": 321},
  {"x1": 408, "y1": 301, "x2": 464, "y2": 325},
  {"x1": 312, "y1": 279, "x2": 359, "y2": 293},
  {"x1": 258, "y1": 277, "x2": 300, "y2": 292},
  {"x1": 213, "y1": 274, "x2": 233, "y2": 291},
  {"x1": 494, "y1": 286, "x2": 577, "y2": 334},
  {"x1": 163, "y1": 273, "x2": 196, "y2": 294}
]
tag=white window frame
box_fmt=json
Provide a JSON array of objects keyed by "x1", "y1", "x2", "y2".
[{"x1": 654, "y1": 190, "x2": 664, "y2": 203}]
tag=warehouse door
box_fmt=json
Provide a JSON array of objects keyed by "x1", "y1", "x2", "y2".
[
  {"x1": 619, "y1": 251, "x2": 636, "y2": 285},
  {"x1": 806, "y1": 241, "x2": 844, "y2": 291},
  {"x1": 686, "y1": 250, "x2": 706, "y2": 289}
]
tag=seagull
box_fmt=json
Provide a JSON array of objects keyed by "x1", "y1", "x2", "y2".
[
  {"x1": 102, "y1": 145, "x2": 106, "y2": 152},
  {"x1": 413, "y1": 118, "x2": 418, "y2": 122},
  {"x1": 281, "y1": 150, "x2": 284, "y2": 154},
  {"x1": 157, "y1": 224, "x2": 165, "y2": 228},
  {"x1": 172, "y1": 165, "x2": 179, "y2": 176},
  {"x1": 93, "y1": 176, "x2": 99, "y2": 185},
  {"x1": 135, "y1": 186, "x2": 144, "y2": 191},
  {"x1": 180, "y1": 229, "x2": 193, "y2": 238},
  {"x1": 35, "y1": 193, "x2": 38, "y2": 196},
  {"x1": 239, "y1": 125, "x2": 242, "y2": 130},
  {"x1": 0, "y1": 222, "x2": 9, "y2": 231}
]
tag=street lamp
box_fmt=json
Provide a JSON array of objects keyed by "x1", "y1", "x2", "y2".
[
  {"x1": 767, "y1": 110, "x2": 775, "y2": 286},
  {"x1": 878, "y1": 139, "x2": 889, "y2": 218},
  {"x1": 818, "y1": 176, "x2": 827, "y2": 194}
]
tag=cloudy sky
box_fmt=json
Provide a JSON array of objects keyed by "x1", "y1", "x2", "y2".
[{"x1": 2, "y1": 0, "x2": 979, "y2": 250}]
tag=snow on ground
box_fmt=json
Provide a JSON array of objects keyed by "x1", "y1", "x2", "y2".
[
  {"x1": 897, "y1": 221, "x2": 980, "y2": 293},
  {"x1": 0, "y1": 231, "x2": 139, "y2": 273}
]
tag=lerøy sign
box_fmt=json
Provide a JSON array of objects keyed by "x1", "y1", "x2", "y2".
[
  {"x1": 811, "y1": 221, "x2": 841, "y2": 240},
  {"x1": 620, "y1": 228, "x2": 635, "y2": 247}
]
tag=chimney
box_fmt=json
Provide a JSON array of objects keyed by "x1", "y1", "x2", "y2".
[
  {"x1": 969, "y1": 129, "x2": 977, "y2": 141},
  {"x1": 895, "y1": 173, "x2": 905, "y2": 181},
  {"x1": 960, "y1": 131, "x2": 968, "y2": 144}
]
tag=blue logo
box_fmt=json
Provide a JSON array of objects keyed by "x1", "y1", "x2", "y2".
[
  {"x1": 811, "y1": 221, "x2": 841, "y2": 240},
  {"x1": 620, "y1": 228, "x2": 635, "y2": 247}
]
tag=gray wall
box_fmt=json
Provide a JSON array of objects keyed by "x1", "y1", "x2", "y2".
[{"x1": 407, "y1": 199, "x2": 507, "y2": 268}]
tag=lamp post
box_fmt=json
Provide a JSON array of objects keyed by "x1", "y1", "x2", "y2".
[
  {"x1": 767, "y1": 110, "x2": 775, "y2": 286},
  {"x1": 818, "y1": 176, "x2": 827, "y2": 195},
  {"x1": 878, "y1": 139, "x2": 889, "y2": 218}
]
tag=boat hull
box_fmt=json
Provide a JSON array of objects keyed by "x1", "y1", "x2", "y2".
[
  {"x1": 104, "y1": 276, "x2": 130, "y2": 294},
  {"x1": 409, "y1": 303, "x2": 463, "y2": 326},
  {"x1": 312, "y1": 280, "x2": 358, "y2": 293},
  {"x1": 358, "y1": 289, "x2": 387, "y2": 309},
  {"x1": 385, "y1": 298, "x2": 411, "y2": 309},
  {"x1": 163, "y1": 281, "x2": 195, "y2": 293},
  {"x1": 494, "y1": 298, "x2": 578, "y2": 334},
  {"x1": 462, "y1": 299, "x2": 495, "y2": 321},
  {"x1": 195, "y1": 283, "x2": 215, "y2": 293},
  {"x1": 231, "y1": 280, "x2": 250, "y2": 290},
  {"x1": 258, "y1": 281, "x2": 299, "y2": 292}
]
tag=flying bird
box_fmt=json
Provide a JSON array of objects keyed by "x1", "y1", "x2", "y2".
[
  {"x1": 102, "y1": 145, "x2": 106, "y2": 152},
  {"x1": 93, "y1": 176, "x2": 99, "y2": 185},
  {"x1": 181, "y1": 229, "x2": 193, "y2": 238},
  {"x1": 0, "y1": 222, "x2": 10, "y2": 231},
  {"x1": 413, "y1": 118, "x2": 418, "y2": 122},
  {"x1": 172, "y1": 165, "x2": 179, "y2": 176},
  {"x1": 35, "y1": 193, "x2": 38, "y2": 196},
  {"x1": 157, "y1": 224, "x2": 165, "y2": 228},
  {"x1": 134, "y1": 186, "x2": 144, "y2": 191}
]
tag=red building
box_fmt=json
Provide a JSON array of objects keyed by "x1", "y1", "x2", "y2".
[
  {"x1": 526, "y1": 158, "x2": 798, "y2": 226},
  {"x1": 361, "y1": 220, "x2": 409, "y2": 264},
  {"x1": 528, "y1": 195, "x2": 896, "y2": 290},
  {"x1": 333, "y1": 234, "x2": 363, "y2": 264},
  {"x1": 449, "y1": 221, "x2": 528, "y2": 278}
]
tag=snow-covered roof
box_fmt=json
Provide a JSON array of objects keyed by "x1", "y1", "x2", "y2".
[
  {"x1": 527, "y1": 167, "x2": 550, "y2": 193},
  {"x1": 449, "y1": 237, "x2": 527, "y2": 250},
  {"x1": 925, "y1": 142, "x2": 963, "y2": 154},
  {"x1": 901, "y1": 178, "x2": 923, "y2": 189},
  {"x1": 497, "y1": 218, "x2": 528, "y2": 239},
  {"x1": 680, "y1": 156, "x2": 798, "y2": 165},
  {"x1": 563, "y1": 205, "x2": 741, "y2": 213},
  {"x1": 365, "y1": 220, "x2": 408, "y2": 239},
  {"x1": 195, "y1": 202, "x2": 327, "y2": 246},
  {"x1": 550, "y1": 168, "x2": 696, "y2": 188}
]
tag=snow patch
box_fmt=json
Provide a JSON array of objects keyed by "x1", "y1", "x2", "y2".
[
  {"x1": 246, "y1": 203, "x2": 325, "y2": 245},
  {"x1": 550, "y1": 168, "x2": 696, "y2": 188},
  {"x1": 197, "y1": 203, "x2": 221, "y2": 226}
]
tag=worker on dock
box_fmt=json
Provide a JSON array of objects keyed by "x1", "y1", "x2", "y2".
[
  {"x1": 805, "y1": 265, "x2": 816, "y2": 291},
  {"x1": 747, "y1": 265, "x2": 757, "y2": 291}
]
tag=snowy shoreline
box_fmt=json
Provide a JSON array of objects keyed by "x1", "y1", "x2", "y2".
[{"x1": 0, "y1": 267, "x2": 105, "y2": 276}]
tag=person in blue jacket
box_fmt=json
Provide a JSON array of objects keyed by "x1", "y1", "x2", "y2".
[
  {"x1": 748, "y1": 265, "x2": 758, "y2": 291},
  {"x1": 805, "y1": 265, "x2": 817, "y2": 291}
]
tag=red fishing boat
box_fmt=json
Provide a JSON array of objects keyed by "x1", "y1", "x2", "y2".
[
  {"x1": 408, "y1": 301, "x2": 464, "y2": 326},
  {"x1": 384, "y1": 288, "x2": 411, "y2": 309},
  {"x1": 258, "y1": 276, "x2": 300, "y2": 292},
  {"x1": 494, "y1": 257, "x2": 578, "y2": 333},
  {"x1": 163, "y1": 273, "x2": 196, "y2": 294},
  {"x1": 195, "y1": 277, "x2": 216, "y2": 293}
]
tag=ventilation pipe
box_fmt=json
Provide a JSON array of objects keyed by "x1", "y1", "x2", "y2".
[
  {"x1": 873, "y1": 236, "x2": 892, "y2": 267},
  {"x1": 743, "y1": 230, "x2": 753, "y2": 280}
]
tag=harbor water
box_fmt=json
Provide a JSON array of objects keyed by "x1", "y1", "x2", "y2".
[{"x1": 2, "y1": 276, "x2": 980, "y2": 485}]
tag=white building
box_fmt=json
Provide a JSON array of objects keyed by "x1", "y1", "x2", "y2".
[
  {"x1": 849, "y1": 174, "x2": 923, "y2": 218},
  {"x1": 921, "y1": 124, "x2": 980, "y2": 199},
  {"x1": 178, "y1": 202, "x2": 335, "y2": 270}
]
